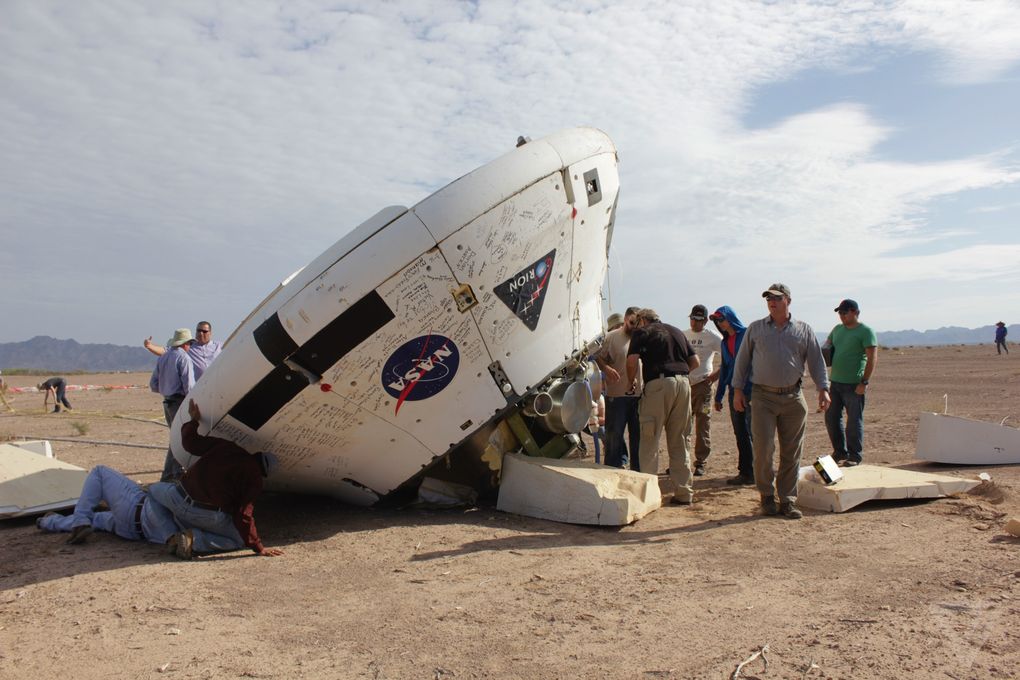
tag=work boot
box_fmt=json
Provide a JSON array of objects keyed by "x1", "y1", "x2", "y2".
[
  {"x1": 760, "y1": 496, "x2": 778, "y2": 516},
  {"x1": 779, "y1": 502, "x2": 803, "y2": 520},
  {"x1": 671, "y1": 495, "x2": 693, "y2": 506},
  {"x1": 727, "y1": 474, "x2": 754, "y2": 486},
  {"x1": 66, "y1": 524, "x2": 93, "y2": 544},
  {"x1": 693, "y1": 463, "x2": 705, "y2": 477},
  {"x1": 169, "y1": 530, "x2": 194, "y2": 560}
]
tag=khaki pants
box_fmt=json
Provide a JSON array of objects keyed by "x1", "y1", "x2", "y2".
[
  {"x1": 750, "y1": 386, "x2": 807, "y2": 504},
  {"x1": 638, "y1": 376, "x2": 693, "y2": 501},
  {"x1": 686, "y1": 379, "x2": 713, "y2": 465}
]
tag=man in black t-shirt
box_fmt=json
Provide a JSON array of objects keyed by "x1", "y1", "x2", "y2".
[{"x1": 626, "y1": 308, "x2": 700, "y2": 504}]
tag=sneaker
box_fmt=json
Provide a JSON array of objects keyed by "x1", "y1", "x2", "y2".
[
  {"x1": 671, "y1": 495, "x2": 693, "y2": 505},
  {"x1": 66, "y1": 524, "x2": 93, "y2": 545},
  {"x1": 726, "y1": 474, "x2": 754, "y2": 486},
  {"x1": 779, "y1": 502, "x2": 803, "y2": 519},
  {"x1": 760, "y1": 496, "x2": 778, "y2": 516},
  {"x1": 841, "y1": 460, "x2": 860, "y2": 467},
  {"x1": 693, "y1": 464, "x2": 705, "y2": 477},
  {"x1": 170, "y1": 530, "x2": 194, "y2": 560}
]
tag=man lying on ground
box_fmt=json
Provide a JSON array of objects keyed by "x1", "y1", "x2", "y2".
[
  {"x1": 37, "y1": 465, "x2": 179, "y2": 546},
  {"x1": 148, "y1": 399, "x2": 285, "y2": 559}
]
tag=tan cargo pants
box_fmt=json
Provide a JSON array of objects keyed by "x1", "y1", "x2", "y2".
[
  {"x1": 686, "y1": 379, "x2": 713, "y2": 465},
  {"x1": 750, "y1": 386, "x2": 808, "y2": 504},
  {"x1": 638, "y1": 375, "x2": 693, "y2": 502}
]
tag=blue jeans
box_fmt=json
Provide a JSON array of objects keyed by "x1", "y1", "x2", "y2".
[
  {"x1": 727, "y1": 390, "x2": 754, "y2": 477},
  {"x1": 604, "y1": 395, "x2": 641, "y2": 470},
  {"x1": 160, "y1": 396, "x2": 186, "y2": 482},
  {"x1": 37, "y1": 465, "x2": 179, "y2": 544},
  {"x1": 591, "y1": 426, "x2": 606, "y2": 464},
  {"x1": 825, "y1": 381, "x2": 865, "y2": 463},
  {"x1": 148, "y1": 482, "x2": 245, "y2": 554}
]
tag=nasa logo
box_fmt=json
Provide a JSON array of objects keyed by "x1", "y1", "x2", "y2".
[
  {"x1": 381, "y1": 334, "x2": 460, "y2": 415},
  {"x1": 493, "y1": 249, "x2": 556, "y2": 331}
]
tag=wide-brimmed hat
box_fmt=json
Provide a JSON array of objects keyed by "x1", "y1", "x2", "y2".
[
  {"x1": 168, "y1": 328, "x2": 193, "y2": 347},
  {"x1": 762, "y1": 283, "x2": 791, "y2": 298},
  {"x1": 607, "y1": 312, "x2": 624, "y2": 330}
]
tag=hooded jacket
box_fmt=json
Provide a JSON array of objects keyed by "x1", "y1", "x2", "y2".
[{"x1": 712, "y1": 305, "x2": 752, "y2": 404}]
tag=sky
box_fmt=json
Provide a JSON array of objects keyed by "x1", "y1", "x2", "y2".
[{"x1": 3, "y1": 0, "x2": 1019, "y2": 346}]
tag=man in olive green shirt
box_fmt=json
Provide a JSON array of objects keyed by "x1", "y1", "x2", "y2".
[{"x1": 824, "y1": 299, "x2": 878, "y2": 467}]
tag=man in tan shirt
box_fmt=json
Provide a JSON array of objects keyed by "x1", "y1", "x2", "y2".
[{"x1": 595, "y1": 307, "x2": 643, "y2": 470}]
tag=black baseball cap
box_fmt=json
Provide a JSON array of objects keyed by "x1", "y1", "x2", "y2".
[
  {"x1": 834, "y1": 299, "x2": 860, "y2": 313},
  {"x1": 689, "y1": 304, "x2": 708, "y2": 320}
]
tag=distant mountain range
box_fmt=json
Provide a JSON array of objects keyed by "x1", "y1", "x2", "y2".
[
  {"x1": 0, "y1": 336, "x2": 156, "y2": 372},
  {"x1": 870, "y1": 324, "x2": 1014, "y2": 348},
  {"x1": 0, "y1": 325, "x2": 1014, "y2": 373}
]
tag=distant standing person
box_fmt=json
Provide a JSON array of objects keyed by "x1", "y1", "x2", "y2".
[
  {"x1": 626, "y1": 308, "x2": 700, "y2": 504},
  {"x1": 825, "y1": 299, "x2": 878, "y2": 467},
  {"x1": 145, "y1": 321, "x2": 222, "y2": 380},
  {"x1": 150, "y1": 329, "x2": 196, "y2": 482},
  {"x1": 995, "y1": 322, "x2": 1008, "y2": 355},
  {"x1": 147, "y1": 399, "x2": 285, "y2": 559},
  {"x1": 710, "y1": 306, "x2": 755, "y2": 486},
  {"x1": 683, "y1": 304, "x2": 722, "y2": 477},
  {"x1": 38, "y1": 377, "x2": 72, "y2": 413},
  {"x1": 596, "y1": 307, "x2": 644, "y2": 470},
  {"x1": 732, "y1": 284, "x2": 830, "y2": 519},
  {"x1": 0, "y1": 370, "x2": 13, "y2": 412}
]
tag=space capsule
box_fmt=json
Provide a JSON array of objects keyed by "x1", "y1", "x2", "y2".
[{"x1": 170, "y1": 127, "x2": 620, "y2": 504}]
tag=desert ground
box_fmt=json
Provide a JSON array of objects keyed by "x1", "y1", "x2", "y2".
[{"x1": 1, "y1": 344, "x2": 1018, "y2": 680}]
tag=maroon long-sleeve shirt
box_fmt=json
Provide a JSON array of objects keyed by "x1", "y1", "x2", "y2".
[{"x1": 180, "y1": 419, "x2": 266, "y2": 553}]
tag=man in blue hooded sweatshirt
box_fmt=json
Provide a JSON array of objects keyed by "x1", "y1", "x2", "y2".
[{"x1": 710, "y1": 306, "x2": 755, "y2": 485}]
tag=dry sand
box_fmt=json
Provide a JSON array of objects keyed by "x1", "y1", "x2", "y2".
[{"x1": 1, "y1": 344, "x2": 1018, "y2": 679}]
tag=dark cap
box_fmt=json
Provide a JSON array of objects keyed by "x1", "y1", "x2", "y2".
[
  {"x1": 834, "y1": 299, "x2": 860, "y2": 313},
  {"x1": 689, "y1": 304, "x2": 708, "y2": 320},
  {"x1": 709, "y1": 309, "x2": 725, "y2": 321},
  {"x1": 762, "y1": 283, "x2": 791, "y2": 298}
]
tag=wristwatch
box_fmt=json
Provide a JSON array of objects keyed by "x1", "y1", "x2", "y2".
[{"x1": 860, "y1": 379, "x2": 869, "y2": 386}]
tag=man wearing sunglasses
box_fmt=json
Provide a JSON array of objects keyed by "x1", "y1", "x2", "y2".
[
  {"x1": 824, "y1": 299, "x2": 877, "y2": 467},
  {"x1": 732, "y1": 283, "x2": 830, "y2": 519},
  {"x1": 145, "y1": 321, "x2": 222, "y2": 381}
]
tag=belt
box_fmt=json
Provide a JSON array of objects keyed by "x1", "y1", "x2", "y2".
[
  {"x1": 651, "y1": 372, "x2": 688, "y2": 380},
  {"x1": 754, "y1": 381, "x2": 802, "y2": 394},
  {"x1": 163, "y1": 393, "x2": 185, "y2": 403},
  {"x1": 133, "y1": 500, "x2": 145, "y2": 536},
  {"x1": 175, "y1": 482, "x2": 224, "y2": 513}
]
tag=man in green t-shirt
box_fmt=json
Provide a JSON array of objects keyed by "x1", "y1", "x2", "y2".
[{"x1": 824, "y1": 299, "x2": 878, "y2": 466}]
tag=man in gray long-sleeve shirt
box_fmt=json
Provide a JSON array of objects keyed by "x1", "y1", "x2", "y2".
[{"x1": 732, "y1": 283, "x2": 830, "y2": 519}]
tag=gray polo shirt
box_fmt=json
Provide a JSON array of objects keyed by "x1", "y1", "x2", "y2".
[{"x1": 732, "y1": 315, "x2": 829, "y2": 392}]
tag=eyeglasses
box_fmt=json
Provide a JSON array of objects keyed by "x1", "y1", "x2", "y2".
[
  {"x1": 837, "y1": 310, "x2": 855, "y2": 315},
  {"x1": 765, "y1": 295, "x2": 785, "y2": 302},
  {"x1": 196, "y1": 329, "x2": 211, "y2": 334}
]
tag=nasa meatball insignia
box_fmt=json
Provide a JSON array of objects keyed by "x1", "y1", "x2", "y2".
[
  {"x1": 382, "y1": 334, "x2": 461, "y2": 414},
  {"x1": 493, "y1": 249, "x2": 556, "y2": 331}
]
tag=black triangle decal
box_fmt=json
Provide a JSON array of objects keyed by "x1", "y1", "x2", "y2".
[{"x1": 493, "y1": 249, "x2": 556, "y2": 332}]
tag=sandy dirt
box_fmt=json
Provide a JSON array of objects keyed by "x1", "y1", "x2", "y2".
[{"x1": 1, "y1": 344, "x2": 1018, "y2": 679}]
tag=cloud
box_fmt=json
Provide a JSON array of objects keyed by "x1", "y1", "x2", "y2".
[{"x1": 1, "y1": 1, "x2": 1020, "y2": 343}]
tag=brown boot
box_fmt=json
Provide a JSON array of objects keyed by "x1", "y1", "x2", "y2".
[
  {"x1": 66, "y1": 524, "x2": 93, "y2": 544},
  {"x1": 779, "y1": 501, "x2": 803, "y2": 519}
]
